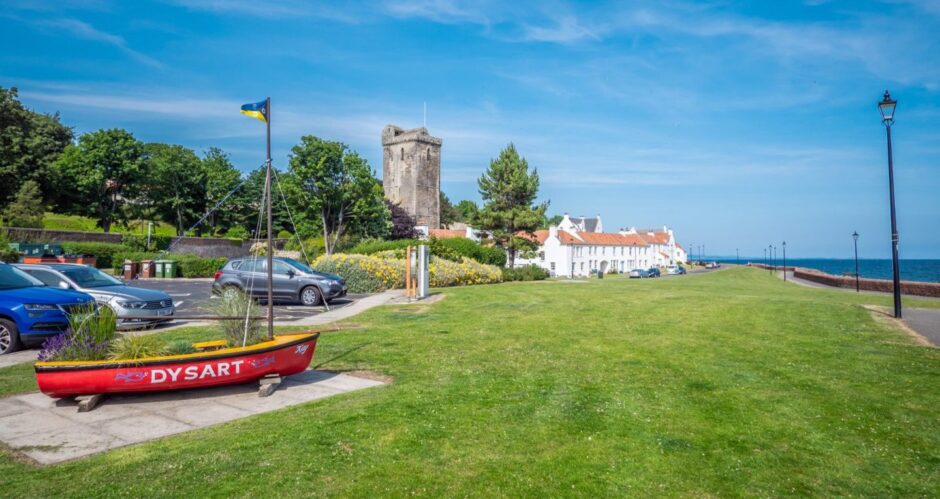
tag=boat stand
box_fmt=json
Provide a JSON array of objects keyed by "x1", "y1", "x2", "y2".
[
  {"x1": 76, "y1": 393, "x2": 106, "y2": 412},
  {"x1": 258, "y1": 374, "x2": 282, "y2": 397}
]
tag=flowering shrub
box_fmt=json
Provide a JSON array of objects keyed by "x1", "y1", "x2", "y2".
[
  {"x1": 38, "y1": 332, "x2": 110, "y2": 361},
  {"x1": 312, "y1": 253, "x2": 501, "y2": 292},
  {"x1": 37, "y1": 303, "x2": 117, "y2": 361},
  {"x1": 428, "y1": 256, "x2": 503, "y2": 287},
  {"x1": 312, "y1": 253, "x2": 405, "y2": 293}
]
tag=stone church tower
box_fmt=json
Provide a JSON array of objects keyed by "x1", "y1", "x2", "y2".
[{"x1": 382, "y1": 125, "x2": 442, "y2": 229}]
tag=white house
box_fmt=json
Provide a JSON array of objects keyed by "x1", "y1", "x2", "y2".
[{"x1": 515, "y1": 214, "x2": 686, "y2": 277}]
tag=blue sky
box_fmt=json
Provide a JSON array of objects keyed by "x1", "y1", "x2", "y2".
[{"x1": 2, "y1": 0, "x2": 939, "y2": 258}]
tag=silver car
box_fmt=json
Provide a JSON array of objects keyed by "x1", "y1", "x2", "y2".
[{"x1": 15, "y1": 264, "x2": 175, "y2": 329}]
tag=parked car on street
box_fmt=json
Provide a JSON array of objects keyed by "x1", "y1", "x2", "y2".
[
  {"x1": 212, "y1": 257, "x2": 347, "y2": 306},
  {"x1": 666, "y1": 265, "x2": 687, "y2": 275},
  {"x1": 648, "y1": 267, "x2": 662, "y2": 278},
  {"x1": 629, "y1": 268, "x2": 651, "y2": 278},
  {"x1": 0, "y1": 263, "x2": 96, "y2": 354},
  {"x1": 675, "y1": 266, "x2": 687, "y2": 275},
  {"x1": 16, "y1": 263, "x2": 175, "y2": 330}
]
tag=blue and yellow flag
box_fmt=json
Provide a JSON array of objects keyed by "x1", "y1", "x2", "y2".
[{"x1": 240, "y1": 100, "x2": 268, "y2": 123}]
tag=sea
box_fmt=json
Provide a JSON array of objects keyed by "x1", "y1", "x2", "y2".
[{"x1": 708, "y1": 258, "x2": 940, "y2": 284}]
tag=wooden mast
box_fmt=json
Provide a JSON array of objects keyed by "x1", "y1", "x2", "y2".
[{"x1": 264, "y1": 97, "x2": 274, "y2": 341}]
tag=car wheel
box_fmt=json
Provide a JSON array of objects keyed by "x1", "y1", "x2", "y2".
[
  {"x1": 222, "y1": 285, "x2": 242, "y2": 301},
  {"x1": 300, "y1": 286, "x2": 322, "y2": 306},
  {"x1": 0, "y1": 319, "x2": 21, "y2": 355}
]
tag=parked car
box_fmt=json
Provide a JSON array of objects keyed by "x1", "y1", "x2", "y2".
[
  {"x1": 675, "y1": 266, "x2": 687, "y2": 275},
  {"x1": 629, "y1": 268, "x2": 651, "y2": 278},
  {"x1": 705, "y1": 262, "x2": 716, "y2": 269},
  {"x1": 16, "y1": 263, "x2": 175, "y2": 330},
  {"x1": 648, "y1": 267, "x2": 662, "y2": 278},
  {"x1": 212, "y1": 257, "x2": 347, "y2": 306},
  {"x1": 0, "y1": 263, "x2": 96, "y2": 355},
  {"x1": 666, "y1": 265, "x2": 686, "y2": 275}
]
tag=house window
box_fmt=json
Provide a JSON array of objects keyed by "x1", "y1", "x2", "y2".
[
  {"x1": 550, "y1": 262, "x2": 556, "y2": 271},
  {"x1": 539, "y1": 251, "x2": 545, "y2": 261}
]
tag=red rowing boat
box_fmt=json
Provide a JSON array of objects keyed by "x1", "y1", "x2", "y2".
[{"x1": 35, "y1": 332, "x2": 318, "y2": 398}]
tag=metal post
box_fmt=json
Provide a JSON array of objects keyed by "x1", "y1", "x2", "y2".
[
  {"x1": 782, "y1": 241, "x2": 787, "y2": 281},
  {"x1": 886, "y1": 124, "x2": 902, "y2": 318},
  {"x1": 853, "y1": 232, "x2": 860, "y2": 292},
  {"x1": 265, "y1": 97, "x2": 274, "y2": 340}
]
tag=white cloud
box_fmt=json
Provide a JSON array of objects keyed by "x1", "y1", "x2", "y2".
[{"x1": 31, "y1": 18, "x2": 166, "y2": 69}]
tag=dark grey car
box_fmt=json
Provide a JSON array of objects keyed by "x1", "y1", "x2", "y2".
[{"x1": 211, "y1": 257, "x2": 347, "y2": 306}]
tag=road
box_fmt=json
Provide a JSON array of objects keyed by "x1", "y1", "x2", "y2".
[{"x1": 126, "y1": 278, "x2": 368, "y2": 327}]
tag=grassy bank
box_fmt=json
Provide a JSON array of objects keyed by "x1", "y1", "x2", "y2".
[{"x1": 1, "y1": 268, "x2": 938, "y2": 496}]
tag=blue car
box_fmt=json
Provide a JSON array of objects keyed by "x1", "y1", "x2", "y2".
[{"x1": 0, "y1": 263, "x2": 96, "y2": 355}]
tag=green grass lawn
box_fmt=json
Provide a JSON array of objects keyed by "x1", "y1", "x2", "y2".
[
  {"x1": 1, "y1": 268, "x2": 938, "y2": 496},
  {"x1": 41, "y1": 212, "x2": 178, "y2": 236}
]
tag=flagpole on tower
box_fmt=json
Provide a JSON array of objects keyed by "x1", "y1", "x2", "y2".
[{"x1": 264, "y1": 97, "x2": 274, "y2": 341}]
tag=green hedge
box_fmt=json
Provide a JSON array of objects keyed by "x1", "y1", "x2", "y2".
[
  {"x1": 60, "y1": 242, "x2": 130, "y2": 269},
  {"x1": 502, "y1": 265, "x2": 550, "y2": 282},
  {"x1": 111, "y1": 251, "x2": 226, "y2": 278},
  {"x1": 347, "y1": 237, "x2": 507, "y2": 267},
  {"x1": 121, "y1": 234, "x2": 173, "y2": 251}
]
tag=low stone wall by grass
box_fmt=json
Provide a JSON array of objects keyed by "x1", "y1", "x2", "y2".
[{"x1": 747, "y1": 262, "x2": 940, "y2": 297}]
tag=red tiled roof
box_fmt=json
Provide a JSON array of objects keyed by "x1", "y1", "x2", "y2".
[
  {"x1": 517, "y1": 230, "x2": 550, "y2": 244},
  {"x1": 429, "y1": 229, "x2": 466, "y2": 239},
  {"x1": 637, "y1": 232, "x2": 670, "y2": 245}
]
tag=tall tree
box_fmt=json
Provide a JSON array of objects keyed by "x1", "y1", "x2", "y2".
[
  {"x1": 476, "y1": 144, "x2": 547, "y2": 268},
  {"x1": 286, "y1": 136, "x2": 389, "y2": 255},
  {"x1": 540, "y1": 214, "x2": 564, "y2": 229},
  {"x1": 145, "y1": 143, "x2": 207, "y2": 235},
  {"x1": 387, "y1": 200, "x2": 418, "y2": 239},
  {"x1": 202, "y1": 147, "x2": 242, "y2": 234},
  {"x1": 2, "y1": 180, "x2": 44, "y2": 228},
  {"x1": 52, "y1": 129, "x2": 146, "y2": 232},
  {"x1": 439, "y1": 192, "x2": 462, "y2": 227},
  {"x1": 455, "y1": 199, "x2": 479, "y2": 225},
  {"x1": 0, "y1": 87, "x2": 73, "y2": 206}
]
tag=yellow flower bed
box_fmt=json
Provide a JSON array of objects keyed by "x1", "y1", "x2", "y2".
[{"x1": 312, "y1": 252, "x2": 501, "y2": 292}]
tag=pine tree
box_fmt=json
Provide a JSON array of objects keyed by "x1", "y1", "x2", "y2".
[
  {"x1": 476, "y1": 144, "x2": 547, "y2": 268},
  {"x1": 3, "y1": 180, "x2": 44, "y2": 228}
]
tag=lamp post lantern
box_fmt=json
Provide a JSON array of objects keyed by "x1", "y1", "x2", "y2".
[
  {"x1": 782, "y1": 241, "x2": 787, "y2": 281},
  {"x1": 879, "y1": 90, "x2": 902, "y2": 318},
  {"x1": 852, "y1": 231, "x2": 860, "y2": 293}
]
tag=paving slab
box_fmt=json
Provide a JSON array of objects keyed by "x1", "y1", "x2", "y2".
[{"x1": 0, "y1": 370, "x2": 385, "y2": 464}]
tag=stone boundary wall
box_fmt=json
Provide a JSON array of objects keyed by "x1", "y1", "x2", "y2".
[
  {"x1": 2, "y1": 227, "x2": 121, "y2": 244},
  {"x1": 747, "y1": 262, "x2": 940, "y2": 298}
]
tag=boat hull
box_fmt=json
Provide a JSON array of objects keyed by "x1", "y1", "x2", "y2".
[{"x1": 35, "y1": 333, "x2": 319, "y2": 398}]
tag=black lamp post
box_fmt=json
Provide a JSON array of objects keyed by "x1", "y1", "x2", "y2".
[
  {"x1": 852, "y1": 231, "x2": 860, "y2": 292},
  {"x1": 879, "y1": 90, "x2": 902, "y2": 318},
  {"x1": 772, "y1": 245, "x2": 776, "y2": 272},
  {"x1": 736, "y1": 248, "x2": 739, "y2": 265},
  {"x1": 782, "y1": 241, "x2": 787, "y2": 281},
  {"x1": 763, "y1": 247, "x2": 767, "y2": 267}
]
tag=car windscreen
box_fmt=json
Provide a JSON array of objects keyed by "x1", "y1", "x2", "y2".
[
  {"x1": 283, "y1": 258, "x2": 314, "y2": 273},
  {"x1": 0, "y1": 265, "x2": 45, "y2": 290},
  {"x1": 60, "y1": 267, "x2": 123, "y2": 288}
]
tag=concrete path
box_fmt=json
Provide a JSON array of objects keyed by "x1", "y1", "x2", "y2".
[
  {"x1": 291, "y1": 289, "x2": 402, "y2": 326},
  {"x1": 902, "y1": 308, "x2": 940, "y2": 347},
  {"x1": 0, "y1": 350, "x2": 37, "y2": 369},
  {"x1": 0, "y1": 370, "x2": 384, "y2": 464}
]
